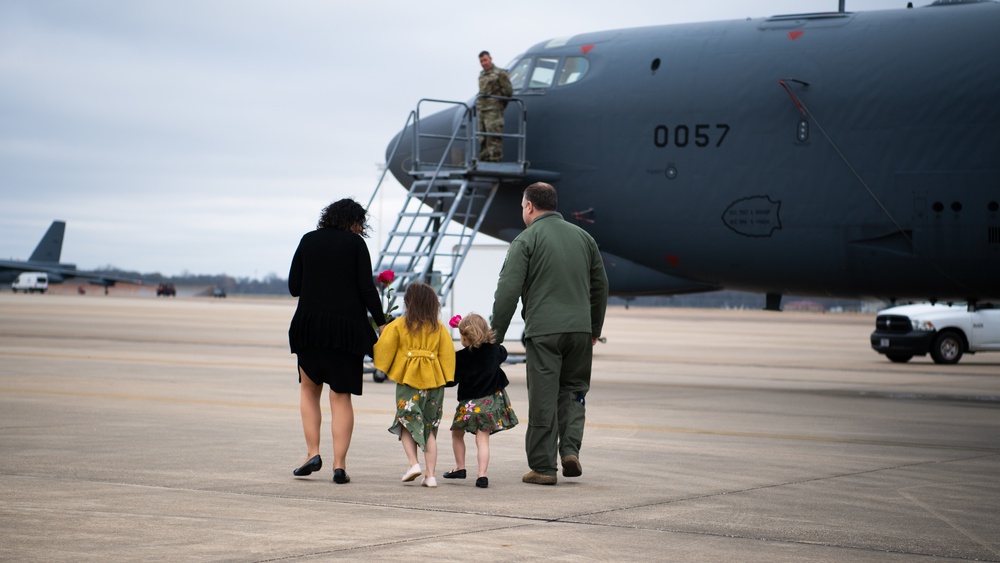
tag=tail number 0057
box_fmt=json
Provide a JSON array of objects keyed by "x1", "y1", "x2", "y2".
[{"x1": 653, "y1": 124, "x2": 730, "y2": 148}]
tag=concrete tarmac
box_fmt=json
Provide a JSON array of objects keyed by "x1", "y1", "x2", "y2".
[{"x1": 1, "y1": 293, "x2": 998, "y2": 562}]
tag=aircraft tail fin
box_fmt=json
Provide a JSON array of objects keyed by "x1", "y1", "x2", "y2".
[{"x1": 28, "y1": 221, "x2": 66, "y2": 263}]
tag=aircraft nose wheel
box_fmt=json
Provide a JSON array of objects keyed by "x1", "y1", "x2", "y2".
[{"x1": 364, "y1": 355, "x2": 387, "y2": 382}]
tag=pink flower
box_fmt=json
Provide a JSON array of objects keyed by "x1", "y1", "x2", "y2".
[
  {"x1": 370, "y1": 269, "x2": 398, "y2": 329},
  {"x1": 449, "y1": 315, "x2": 462, "y2": 328}
]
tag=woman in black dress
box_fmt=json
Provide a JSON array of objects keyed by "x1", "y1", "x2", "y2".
[{"x1": 288, "y1": 199, "x2": 386, "y2": 484}]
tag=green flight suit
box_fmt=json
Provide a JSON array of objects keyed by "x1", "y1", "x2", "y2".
[{"x1": 492, "y1": 212, "x2": 609, "y2": 476}]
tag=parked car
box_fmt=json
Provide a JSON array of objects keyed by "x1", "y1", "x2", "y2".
[
  {"x1": 870, "y1": 302, "x2": 1000, "y2": 364},
  {"x1": 11, "y1": 272, "x2": 48, "y2": 293},
  {"x1": 156, "y1": 283, "x2": 176, "y2": 297}
]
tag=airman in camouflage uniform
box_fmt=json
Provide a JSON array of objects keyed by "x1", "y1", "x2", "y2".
[{"x1": 477, "y1": 51, "x2": 513, "y2": 162}]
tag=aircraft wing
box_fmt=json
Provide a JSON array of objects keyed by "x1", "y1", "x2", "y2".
[{"x1": 0, "y1": 259, "x2": 143, "y2": 287}]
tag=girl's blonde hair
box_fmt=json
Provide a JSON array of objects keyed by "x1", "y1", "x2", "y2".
[
  {"x1": 403, "y1": 282, "x2": 441, "y2": 335},
  {"x1": 458, "y1": 313, "x2": 495, "y2": 348}
]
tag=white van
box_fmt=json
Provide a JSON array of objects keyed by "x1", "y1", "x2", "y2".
[{"x1": 11, "y1": 272, "x2": 49, "y2": 294}]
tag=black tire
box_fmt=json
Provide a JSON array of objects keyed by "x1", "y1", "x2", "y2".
[
  {"x1": 886, "y1": 353, "x2": 913, "y2": 363},
  {"x1": 930, "y1": 331, "x2": 964, "y2": 365}
]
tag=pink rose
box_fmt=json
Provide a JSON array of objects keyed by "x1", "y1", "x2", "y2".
[
  {"x1": 449, "y1": 315, "x2": 462, "y2": 328},
  {"x1": 377, "y1": 270, "x2": 395, "y2": 284}
]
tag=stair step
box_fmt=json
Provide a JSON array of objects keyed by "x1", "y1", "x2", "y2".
[
  {"x1": 376, "y1": 163, "x2": 498, "y2": 304},
  {"x1": 398, "y1": 212, "x2": 447, "y2": 218},
  {"x1": 389, "y1": 231, "x2": 442, "y2": 237},
  {"x1": 412, "y1": 169, "x2": 466, "y2": 179},
  {"x1": 382, "y1": 251, "x2": 439, "y2": 258}
]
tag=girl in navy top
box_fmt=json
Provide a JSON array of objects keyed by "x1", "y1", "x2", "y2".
[{"x1": 443, "y1": 313, "x2": 519, "y2": 488}]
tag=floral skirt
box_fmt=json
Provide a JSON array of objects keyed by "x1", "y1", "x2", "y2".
[
  {"x1": 388, "y1": 383, "x2": 444, "y2": 451},
  {"x1": 450, "y1": 389, "x2": 519, "y2": 435}
]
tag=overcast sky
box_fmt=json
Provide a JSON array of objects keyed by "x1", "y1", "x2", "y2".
[{"x1": 1, "y1": 0, "x2": 907, "y2": 279}]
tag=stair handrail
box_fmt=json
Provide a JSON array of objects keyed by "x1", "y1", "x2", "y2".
[
  {"x1": 378, "y1": 100, "x2": 473, "y2": 285},
  {"x1": 383, "y1": 99, "x2": 472, "y2": 272},
  {"x1": 472, "y1": 95, "x2": 527, "y2": 168},
  {"x1": 371, "y1": 96, "x2": 526, "y2": 311},
  {"x1": 413, "y1": 98, "x2": 474, "y2": 177},
  {"x1": 367, "y1": 110, "x2": 416, "y2": 210},
  {"x1": 437, "y1": 182, "x2": 500, "y2": 300}
]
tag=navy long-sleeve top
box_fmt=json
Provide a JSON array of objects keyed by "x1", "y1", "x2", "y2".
[{"x1": 448, "y1": 343, "x2": 509, "y2": 401}]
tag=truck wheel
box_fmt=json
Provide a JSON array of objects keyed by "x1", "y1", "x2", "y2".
[
  {"x1": 930, "y1": 331, "x2": 964, "y2": 365},
  {"x1": 886, "y1": 353, "x2": 913, "y2": 363}
]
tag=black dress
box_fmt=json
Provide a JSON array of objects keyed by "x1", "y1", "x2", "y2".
[{"x1": 288, "y1": 228, "x2": 386, "y2": 395}]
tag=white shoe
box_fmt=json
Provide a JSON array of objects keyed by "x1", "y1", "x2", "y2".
[
  {"x1": 421, "y1": 476, "x2": 437, "y2": 488},
  {"x1": 402, "y1": 464, "x2": 422, "y2": 482}
]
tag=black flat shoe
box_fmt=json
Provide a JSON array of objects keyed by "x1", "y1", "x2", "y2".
[
  {"x1": 293, "y1": 455, "x2": 322, "y2": 476},
  {"x1": 476, "y1": 476, "x2": 488, "y2": 488},
  {"x1": 443, "y1": 469, "x2": 466, "y2": 479},
  {"x1": 333, "y1": 468, "x2": 350, "y2": 484}
]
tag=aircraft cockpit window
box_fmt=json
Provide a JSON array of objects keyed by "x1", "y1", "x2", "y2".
[
  {"x1": 508, "y1": 57, "x2": 533, "y2": 90},
  {"x1": 529, "y1": 57, "x2": 560, "y2": 88},
  {"x1": 557, "y1": 57, "x2": 589, "y2": 85},
  {"x1": 510, "y1": 56, "x2": 589, "y2": 91}
]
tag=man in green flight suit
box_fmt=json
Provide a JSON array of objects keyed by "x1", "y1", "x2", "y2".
[
  {"x1": 491, "y1": 182, "x2": 609, "y2": 485},
  {"x1": 477, "y1": 51, "x2": 513, "y2": 162}
]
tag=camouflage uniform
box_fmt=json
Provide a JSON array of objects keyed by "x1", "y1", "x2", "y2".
[{"x1": 477, "y1": 65, "x2": 513, "y2": 162}]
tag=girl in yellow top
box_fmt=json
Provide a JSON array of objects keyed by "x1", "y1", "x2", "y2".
[{"x1": 373, "y1": 282, "x2": 456, "y2": 488}]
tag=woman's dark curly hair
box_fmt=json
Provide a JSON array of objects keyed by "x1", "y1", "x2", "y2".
[{"x1": 318, "y1": 198, "x2": 370, "y2": 237}]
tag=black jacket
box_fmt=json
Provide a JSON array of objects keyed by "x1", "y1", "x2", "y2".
[
  {"x1": 288, "y1": 228, "x2": 386, "y2": 356},
  {"x1": 448, "y1": 343, "x2": 509, "y2": 401}
]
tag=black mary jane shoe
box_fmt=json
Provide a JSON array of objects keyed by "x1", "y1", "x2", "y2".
[
  {"x1": 333, "y1": 468, "x2": 350, "y2": 484},
  {"x1": 293, "y1": 455, "x2": 322, "y2": 476}
]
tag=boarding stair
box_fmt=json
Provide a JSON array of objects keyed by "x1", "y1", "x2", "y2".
[{"x1": 368, "y1": 97, "x2": 528, "y2": 314}]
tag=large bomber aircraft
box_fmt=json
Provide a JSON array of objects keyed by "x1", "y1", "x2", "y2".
[
  {"x1": 384, "y1": 0, "x2": 1000, "y2": 308},
  {"x1": 0, "y1": 221, "x2": 142, "y2": 290}
]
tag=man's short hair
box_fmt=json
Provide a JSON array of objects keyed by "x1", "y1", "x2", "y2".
[
  {"x1": 524, "y1": 182, "x2": 558, "y2": 211},
  {"x1": 478, "y1": 50, "x2": 491, "y2": 58}
]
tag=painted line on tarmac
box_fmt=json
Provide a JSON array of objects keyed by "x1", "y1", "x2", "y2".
[
  {"x1": 592, "y1": 422, "x2": 999, "y2": 452},
  {"x1": 0, "y1": 388, "x2": 386, "y2": 414},
  {"x1": 0, "y1": 351, "x2": 285, "y2": 370},
  {"x1": 3, "y1": 388, "x2": 996, "y2": 453}
]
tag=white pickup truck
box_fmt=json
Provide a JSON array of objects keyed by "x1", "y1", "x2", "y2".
[{"x1": 870, "y1": 302, "x2": 1000, "y2": 364}]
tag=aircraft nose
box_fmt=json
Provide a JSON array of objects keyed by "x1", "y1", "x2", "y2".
[
  {"x1": 385, "y1": 128, "x2": 411, "y2": 188},
  {"x1": 385, "y1": 102, "x2": 470, "y2": 189}
]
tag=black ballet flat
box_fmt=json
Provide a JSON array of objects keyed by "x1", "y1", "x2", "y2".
[
  {"x1": 333, "y1": 468, "x2": 350, "y2": 484},
  {"x1": 443, "y1": 469, "x2": 466, "y2": 479},
  {"x1": 293, "y1": 455, "x2": 322, "y2": 476}
]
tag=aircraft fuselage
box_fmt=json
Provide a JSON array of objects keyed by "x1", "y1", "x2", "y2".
[{"x1": 389, "y1": 3, "x2": 1000, "y2": 302}]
